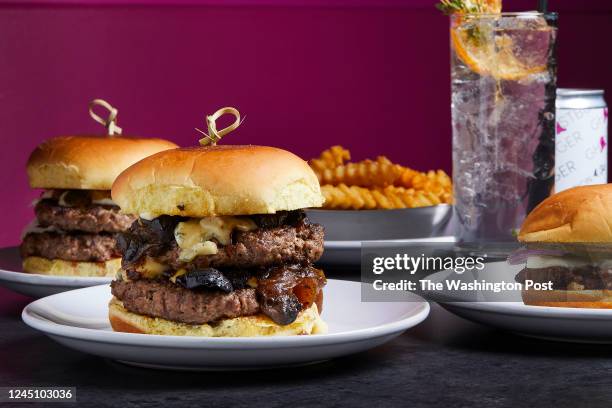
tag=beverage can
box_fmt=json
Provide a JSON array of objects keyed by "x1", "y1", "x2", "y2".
[{"x1": 555, "y1": 88, "x2": 608, "y2": 192}]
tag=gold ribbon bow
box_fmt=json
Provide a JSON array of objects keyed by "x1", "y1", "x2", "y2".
[
  {"x1": 88, "y1": 99, "x2": 122, "y2": 136},
  {"x1": 197, "y1": 107, "x2": 243, "y2": 146}
]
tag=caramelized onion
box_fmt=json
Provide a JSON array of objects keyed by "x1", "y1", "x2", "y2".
[
  {"x1": 256, "y1": 264, "x2": 326, "y2": 325},
  {"x1": 175, "y1": 268, "x2": 233, "y2": 292},
  {"x1": 119, "y1": 215, "x2": 183, "y2": 266}
]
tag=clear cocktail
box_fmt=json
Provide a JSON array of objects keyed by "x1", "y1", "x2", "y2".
[{"x1": 448, "y1": 7, "x2": 557, "y2": 243}]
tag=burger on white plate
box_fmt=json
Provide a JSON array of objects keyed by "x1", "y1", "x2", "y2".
[
  {"x1": 20, "y1": 136, "x2": 178, "y2": 277},
  {"x1": 515, "y1": 183, "x2": 612, "y2": 308},
  {"x1": 108, "y1": 145, "x2": 328, "y2": 337}
]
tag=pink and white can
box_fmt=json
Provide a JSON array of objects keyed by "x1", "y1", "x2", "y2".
[{"x1": 555, "y1": 88, "x2": 608, "y2": 192}]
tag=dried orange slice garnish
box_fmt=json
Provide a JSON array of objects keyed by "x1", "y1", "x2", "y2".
[
  {"x1": 451, "y1": 19, "x2": 547, "y2": 81},
  {"x1": 440, "y1": 0, "x2": 546, "y2": 80}
]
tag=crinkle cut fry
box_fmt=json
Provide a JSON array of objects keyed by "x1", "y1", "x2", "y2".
[
  {"x1": 310, "y1": 146, "x2": 451, "y2": 191},
  {"x1": 315, "y1": 156, "x2": 407, "y2": 188},
  {"x1": 310, "y1": 145, "x2": 453, "y2": 209},
  {"x1": 309, "y1": 145, "x2": 351, "y2": 174},
  {"x1": 321, "y1": 184, "x2": 447, "y2": 210}
]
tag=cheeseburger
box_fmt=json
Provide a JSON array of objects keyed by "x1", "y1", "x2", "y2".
[
  {"x1": 21, "y1": 136, "x2": 178, "y2": 277},
  {"x1": 515, "y1": 184, "x2": 612, "y2": 308},
  {"x1": 108, "y1": 145, "x2": 328, "y2": 336}
]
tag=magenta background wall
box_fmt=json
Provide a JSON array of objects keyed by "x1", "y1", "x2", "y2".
[{"x1": 0, "y1": 0, "x2": 611, "y2": 247}]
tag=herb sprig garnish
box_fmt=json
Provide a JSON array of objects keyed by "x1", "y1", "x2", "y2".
[
  {"x1": 437, "y1": 0, "x2": 492, "y2": 45},
  {"x1": 436, "y1": 0, "x2": 483, "y2": 15}
]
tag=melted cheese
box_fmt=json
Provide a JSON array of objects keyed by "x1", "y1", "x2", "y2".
[
  {"x1": 58, "y1": 191, "x2": 71, "y2": 207},
  {"x1": 119, "y1": 258, "x2": 168, "y2": 282},
  {"x1": 90, "y1": 190, "x2": 112, "y2": 204},
  {"x1": 177, "y1": 241, "x2": 218, "y2": 262},
  {"x1": 173, "y1": 216, "x2": 257, "y2": 261},
  {"x1": 247, "y1": 276, "x2": 258, "y2": 288},
  {"x1": 135, "y1": 257, "x2": 169, "y2": 279},
  {"x1": 174, "y1": 220, "x2": 218, "y2": 261},
  {"x1": 119, "y1": 268, "x2": 130, "y2": 281},
  {"x1": 20, "y1": 220, "x2": 63, "y2": 240},
  {"x1": 198, "y1": 216, "x2": 257, "y2": 245},
  {"x1": 32, "y1": 189, "x2": 55, "y2": 206},
  {"x1": 89, "y1": 190, "x2": 117, "y2": 205},
  {"x1": 169, "y1": 268, "x2": 187, "y2": 284},
  {"x1": 35, "y1": 190, "x2": 116, "y2": 207},
  {"x1": 91, "y1": 198, "x2": 116, "y2": 206}
]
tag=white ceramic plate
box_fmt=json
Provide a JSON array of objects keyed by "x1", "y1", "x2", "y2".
[
  {"x1": 22, "y1": 279, "x2": 430, "y2": 370},
  {"x1": 428, "y1": 262, "x2": 612, "y2": 343},
  {"x1": 0, "y1": 247, "x2": 112, "y2": 298}
]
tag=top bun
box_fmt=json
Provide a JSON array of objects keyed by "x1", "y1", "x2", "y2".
[
  {"x1": 112, "y1": 145, "x2": 324, "y2": 217},
  {"x1": 27, "y1": 136, "x2": 178, "y2": 190},
  {"x1": 519, "y1": 184, "x2": 612, "y2": 243}
]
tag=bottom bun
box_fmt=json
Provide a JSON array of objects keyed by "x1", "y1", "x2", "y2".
[
  {"x1": 521, "y1": 289, "x2": 612, "y2": 309},
  {"x1": 109, "y1": 298, "x2": 328, "y2": 337},
  {"x1": 22, "y1": 256, "x2": 121, "y2": 277}
]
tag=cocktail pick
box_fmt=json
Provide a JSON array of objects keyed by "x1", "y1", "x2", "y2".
[
  {"x1": 197, "y1": 107, "x2": 244, "y2": 146},
  {"x1": 88, "y1": 99, "x2": 122, "y2": 136}
]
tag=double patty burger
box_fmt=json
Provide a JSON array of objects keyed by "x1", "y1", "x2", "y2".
[
  {"x1": 108, "y1": 145, "x2": 328, "y2": 336},
  {"x1": 516, "y1": 184, "x2": 612, "y2": 308},
  {"x1": 21, "y1": 136, "x2": 178, "y2": 276}
]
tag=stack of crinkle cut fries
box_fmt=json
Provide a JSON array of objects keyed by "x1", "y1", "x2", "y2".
[{"x1": 309, "y1": 146, "x2": 453, "y2": 210}]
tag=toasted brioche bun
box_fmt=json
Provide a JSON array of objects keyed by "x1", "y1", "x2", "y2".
[
  {"x1": 27, "y1": 136, "x2": 178, "y2": 190},
  {"x1": 518, "y1": 184, "x2": 612, "y2": 243},
  {"x1": 522, "y1": 289, "x2": 612, "y2": 309},
  {"x1": 111, "y1": 145, "x2": 324, "y2": 218},
  {"x1": 108, "y1": 298, "x2": 327, "y2": 337},
  {"x1": 22, "y1": 256, "x2": 121, "y2": 277}
]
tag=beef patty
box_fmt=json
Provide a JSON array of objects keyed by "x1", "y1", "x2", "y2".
[
  {"x1": 111, "y1": 280, "x2": 259, "y2": 325},
  {"x1": 111, "y1": 264, "x2": 326, "y2": 325},
  {"x1": 164, "y1": 222, "x2": 323, "y2": 270},
  {"x1": 120, "y1": 213, "x2": 324, "y2": 274},
  {"x1": 516, "y1": 265, "x2": 612, "y2": 290},
  {"x1": 20, "y1": 232, "x2": 121, "y2": 262},
  {"x1": 35, "y1": 199, "x2": 136, "y2": 233}
]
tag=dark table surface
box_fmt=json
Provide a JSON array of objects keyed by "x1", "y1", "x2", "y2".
[{"x1": 2, "y1": 268, "x2": 612, "y2": 408}]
